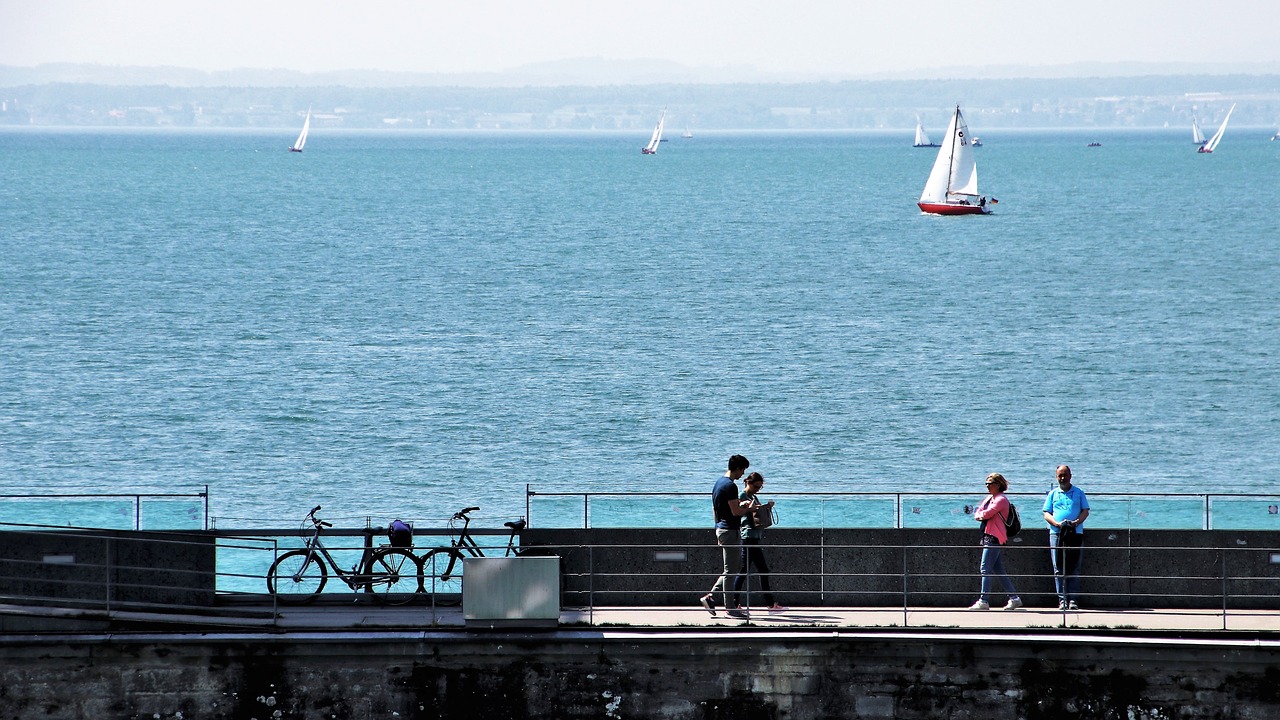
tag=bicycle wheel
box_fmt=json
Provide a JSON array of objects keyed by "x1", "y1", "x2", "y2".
[
  {"x1": 267, "y1": 549, "x2": 328, "y2": 604},
  {"x1": 364, "y1": 547, "x2": 422, "y2": 606},
  {"x1": 420, "y1": 548, "x2": 465, "y2": 606}
]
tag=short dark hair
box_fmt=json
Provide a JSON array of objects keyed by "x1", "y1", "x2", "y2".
[{"x1": 728, "y1": 454, "x2": 750, "y2": 473}]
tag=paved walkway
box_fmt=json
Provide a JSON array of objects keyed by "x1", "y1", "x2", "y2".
[
  {"x1": 269, "y1": 604, "x2": 1278, "y2": 633},
  {"x1": 3, "y1": 602, "x2": 1277, "y2": 634}
]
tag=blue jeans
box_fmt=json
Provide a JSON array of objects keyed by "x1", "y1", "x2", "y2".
[
  {"x1": 979, "y1": 535, "x2": 1017, "y2": 602},
  {"x1": 1049, "y1": 529, "x2": 1084, "y2": 603}
]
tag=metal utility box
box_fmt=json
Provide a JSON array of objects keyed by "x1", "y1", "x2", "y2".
[{"x1": 462, "y1": 556, "x2": 560, "y2": 628}]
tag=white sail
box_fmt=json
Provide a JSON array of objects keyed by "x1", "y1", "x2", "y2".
[
  {"x1": 914, "y1": 117, "x2": 932, "y2": 147},
  {"x1": 642, "y1": 109, "x2": 666, "y2": 154},
  {"x1": 916, "y1": 115, "x2": 936, "y2": 146},
  {"x1": 920, "y1": 106, "x2": 979, "y2": 203},
  {"x1": 290, "y1": 108, "x2": 311, "y2": 152},
  {"x1": 1201, "y1": 104, "x2": 1235, "y2": 153},
  {"x1": 1191, "y1": 116, "x2": 1206, "y2": 145}
]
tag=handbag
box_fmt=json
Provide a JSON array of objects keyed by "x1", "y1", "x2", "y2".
[{"x1": 752, "y1": 502, "x2": 775, "y2": 530}]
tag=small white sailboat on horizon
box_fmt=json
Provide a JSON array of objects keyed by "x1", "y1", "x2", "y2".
[
  {"x1": 289, "y1": 107, "x2": 311, "y2": 153},
  {"x1": 1191, "y1": 116, "x2": 1207, "y2": 146},
  {"x1": 913, "y1": 116, "x2": 939, "y2": 148},
  {"x1": 917, "y1": 105, "x2": 994, "y2": 216},
  {"x1": 682, "y1": 124, "x2": 692, "y2": 139},
  {"x1": 1197, "y1": 104, "x2": 1235, "y2": 154},
  {"x1": 641, "y1": 108, "x2": 666, "y2": 154}
]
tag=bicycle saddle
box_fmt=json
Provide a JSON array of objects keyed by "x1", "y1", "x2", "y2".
[{"x1": 504, "y1": 519, "x2": 527, "y2": 531}]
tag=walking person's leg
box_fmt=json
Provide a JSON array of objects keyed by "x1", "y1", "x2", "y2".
[
  {"x1": 731, "y1": 542, "x2": 749, "y2": 608},
  {"x1": 978, "y1": 541, "x2": 997, "y2": 603},
  {"x1": 1049, "y1": 531, "x2": 1067, "y2": 607},
  {"x1": 751, "y1": 544, "x2": 776, "y2": 606},
  {"x1": 703, "y1": 528, "x2": 737, "y2": 616},
  {"x1": 712, "y1": 529, "x2": 741, "y2": 610},
  {"x1": 991, "y1": 547, "x2": 1018, "y2": 597},
  {"x1": 1064, "y1": 533, "x2": 1085, "y2": 606}
]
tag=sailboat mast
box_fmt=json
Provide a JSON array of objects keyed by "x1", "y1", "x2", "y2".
[{"x1": 944, "y1": 106, "x2": 959, "y2": 198}]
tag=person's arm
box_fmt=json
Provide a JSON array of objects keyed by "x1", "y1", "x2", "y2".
[
  {"x1": 975, "y1": 497, "x2": 1001, "y2": 521},
  {"x1": 730, "y1": 499, "x2": 754, "y2": 516},
  {"x1": 1043, "y1": 510, "x2": 1060, "y2": 527},
  {"x1": 1067, "y1": 508, "x2": 1090, "y2": 527}
]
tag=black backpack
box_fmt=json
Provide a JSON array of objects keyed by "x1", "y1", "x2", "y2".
[{"x1": 1003, "y1": 503, "x2": 1022, "y2": 537}]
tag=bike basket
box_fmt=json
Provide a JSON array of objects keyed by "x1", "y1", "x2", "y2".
[{"x1": 388, "y1": 519, "x2": 414, "y2": 548}]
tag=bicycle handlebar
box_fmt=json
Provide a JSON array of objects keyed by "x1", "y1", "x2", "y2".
[
  {"x1": 453, "y1": 506, "x2": 481, "y2": 520},
  {"x1": 307, "y1": 505, "x2": 333, "y2": 528}
]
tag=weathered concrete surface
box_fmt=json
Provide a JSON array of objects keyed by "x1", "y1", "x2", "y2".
[{"x1": 1, "y1": 629, "x2": 1278, "y2": 719}]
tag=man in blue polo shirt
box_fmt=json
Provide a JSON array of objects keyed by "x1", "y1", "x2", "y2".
[{"x1": 1043, "y1": 464, "x2": 1090, "y2": 610}]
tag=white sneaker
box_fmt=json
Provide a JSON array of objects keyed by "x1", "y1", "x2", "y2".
[
  {"x1": 967, "y1": 600, "x2": 990, "y2": 611},
  {"x1": 1002, "y1": 597, "x2": 1024, "y2": 611}
]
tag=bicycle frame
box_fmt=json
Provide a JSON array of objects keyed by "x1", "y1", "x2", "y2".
[
  {"x1": 446, "y1": 507, "x2": 522, "y2": 558},
  {"x1": 293, "y1": 524, "x2": 382, "y2": 590}
]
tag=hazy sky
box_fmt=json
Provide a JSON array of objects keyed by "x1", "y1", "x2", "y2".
[{"x1": 2, "y1": 0, "x2": 1276, "y2": 77}]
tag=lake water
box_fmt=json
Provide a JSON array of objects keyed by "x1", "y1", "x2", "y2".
[{"x1": 2, "y1": 127, "x2": 1278, "y2": 535}]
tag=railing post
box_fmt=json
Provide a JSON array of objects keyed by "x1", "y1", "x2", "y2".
[
  {"x1": 902, "y1": 543, "x2": 909, "y2": 627},
  {"x1": 1221, "y1": 548, "x2": 1228, "y2": 631}
]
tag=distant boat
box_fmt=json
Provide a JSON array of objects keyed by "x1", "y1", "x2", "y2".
[
  {"x1": 289, "y1": 107, "x2": 311, "y2": 153},
  {"x1": 682, "y1": 125, "x2": 692, "y2": 139},
  {"x1": 1197, "y1": 104, "x2": 1236, "y2": 154},
  {"x1": 1271, "y1": 127, "x2": 1279, "y2": 142},
  {"x1": 1087, "y1": 141, "x2": 1102, "y2": 147},
  {"x1": 1191, "y1": 116, "x2": 1207, "y2": 146},
  {"x1": 913, "y1": 116, "x2": 939, "y2": 148},
  {"x1": 641, "y1": 109, "x2": 666, "y2": 154},
  {"x1": 917, "y1": 105, "x2": 994, "y2": 215},
  {"x1": 971, "y1": 136, "x2": 983, "y2": 147}
]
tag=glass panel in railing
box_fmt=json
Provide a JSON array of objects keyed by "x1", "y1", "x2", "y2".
[
  {"x1": 588, "y1": 496, "x2": 704, "y2": 528},
  {"x1": 810, "y1": 497, "x2": 897, "y2": 528},
  {"x1": 528, "y1": 495, "x2": 587, "y2": 528},
  {"x1": 215, "y1": 538, "x2": 276, "y2": 594},
  {"x1": 1091, "y1": 497, "x2": 1205, "y2": 530},
  {"x1": 900, "y1": 495, "x2": 989, "y2": 529},
  {"x1": 0, "y1": 498, "x2": 138, "y2": 529},
  {"x1": 1208, "y1": 498, "x2": 1280, "y2": 530},
  {"x1": 139, "y1": 498, "x2": 206, "y2": 530}
]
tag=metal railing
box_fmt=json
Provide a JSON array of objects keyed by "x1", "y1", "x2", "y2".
[
  {"x1": 0, "y1": 488, "x2": 209, "y2": 531},
  {"x1": 525, "y1": 487, "x2": 1280, "y2": 531},
  {"x1": 2, "y1": 522, "x2": 1276, "y2": 631}
]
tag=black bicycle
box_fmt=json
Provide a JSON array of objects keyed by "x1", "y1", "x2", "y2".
[
  {"x1": 419, "y1": 506, "x2": 528, "y2": 606},
  {"x1": 266, "y1": 505, "x2": 423, "y2": 605}
]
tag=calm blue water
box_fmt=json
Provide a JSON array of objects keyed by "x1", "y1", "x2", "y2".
[{"x1": 2, "y1": 127, "x2": 1278, "y2": 533}]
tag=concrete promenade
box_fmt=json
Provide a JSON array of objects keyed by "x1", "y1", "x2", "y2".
[{"x1": 4, "y1": 601, "x2": 1276, "y2": 634}]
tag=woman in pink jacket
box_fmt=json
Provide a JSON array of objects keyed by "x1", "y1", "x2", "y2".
[{"x1": 968, "y1": 473, "x2": 1023, "y2": 611}]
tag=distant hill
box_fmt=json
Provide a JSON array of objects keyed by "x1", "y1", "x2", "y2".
[
  {"x1": 6, "y1": 60, "x2": 1280, "y2": 88},
  {"x1": 3, "y1": 63, "x2": 1279, "y2": 130}
]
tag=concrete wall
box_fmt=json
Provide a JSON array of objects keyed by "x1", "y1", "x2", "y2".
[
  {"x1": 2, "y1": 527, "x2": 1276, "y2": 611},
  {"x1": 0, "y1": 529, "x2": 215, "y2": 609},
  {"x1": 0, "y1": 631, "x2": 1277, "y2": 719},
  {"x1": 523, "y1": 528, "x2": 1280, "y2": 609}
]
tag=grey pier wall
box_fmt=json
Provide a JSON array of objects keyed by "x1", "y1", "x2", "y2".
[{"x1": 2, "y1": 630, "x2": 1278, "y2": 719}]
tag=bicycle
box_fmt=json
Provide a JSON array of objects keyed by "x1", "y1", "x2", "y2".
[
  {"x1": 419, "y1": 506, "x2": 529, "y2": 606},
  {"x1": 266, "y1": 505, "x2": 423, "y2": 606}
]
